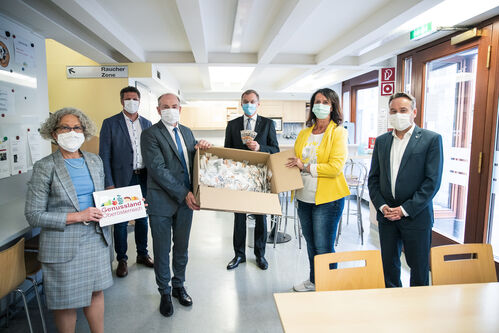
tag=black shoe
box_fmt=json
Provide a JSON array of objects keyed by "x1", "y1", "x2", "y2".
[
  {"x1": 172, "y1": 287, "x2": 193, "y2": 306},
  {"x1": 256, "y1": 256, "x2": 268, "y2": 270},
  {"x1": 227, "y1": 256, "x2": 246, "y2": 270},
  {"x1": 159, "y1": 294, "x2": 173, "y2": 317}
]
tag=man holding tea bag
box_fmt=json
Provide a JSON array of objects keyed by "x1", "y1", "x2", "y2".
[{"x1": 224, "y1": 89, "x2": 279, "y2": 270}]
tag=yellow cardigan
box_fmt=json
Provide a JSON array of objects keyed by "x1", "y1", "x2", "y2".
[{"x1": 294, "y1": 121, "x2": 350, "y2": 205}]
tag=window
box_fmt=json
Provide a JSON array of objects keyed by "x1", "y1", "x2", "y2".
[
  {"x1": 423, "y1": 48, "x2": 478, "y2": 242},
  {"x1": 355, "y1": 86, "x2": 378, "y2": 149}
]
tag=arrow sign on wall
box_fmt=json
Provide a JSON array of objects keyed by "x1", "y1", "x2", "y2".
[{"x1": 66, "y1": 65, "x2": 128, "y2": 78}]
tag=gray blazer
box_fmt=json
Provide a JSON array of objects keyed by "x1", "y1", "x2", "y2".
[
  {"x1": 141, "y1": 121, "x2": 197, "y2": 217},
  {"x1": 25, "y1": 150, "x2": 111, "y2": 263}
]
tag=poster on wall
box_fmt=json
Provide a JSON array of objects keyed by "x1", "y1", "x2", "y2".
[
  {"x1": 9, "y1": 134, "x2": 27, "y2": 175},
  {"x1": 0, "y1": 85, "x2": 14, "y2": 115},
  {"x1": 0, "y1": 136, "x2": 10, "y2": 179},
  {"x1": 14, "y1": 37, "x2": 35, "y2": 68},
  {"x1": 0, "y1": 29, "x2": 12, "y2": 69},
  {"x1": 27, "y1": 128, "x2": 44, "y2": 165}
]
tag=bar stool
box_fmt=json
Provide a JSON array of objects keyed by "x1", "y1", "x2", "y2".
[{"x1": 335, "y1": 160, "x2": 368, "y2": 245}]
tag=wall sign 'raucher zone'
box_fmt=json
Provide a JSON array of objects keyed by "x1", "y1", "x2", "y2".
[{"x1": 66, "y1": 65, "x2": 128, "y2": 78}]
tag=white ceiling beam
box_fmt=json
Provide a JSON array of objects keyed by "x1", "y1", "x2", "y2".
[
  {"x1": 315, "y1": 0, "x2": 445, "y2": 66},
  {"x1": 270, "y1": 54, "x2": 316, "y2": 66},
  {"x1": 1, "y1": 0, "x2": 120, "y2": 63},
  {"x1": 276, "y1": 0, "x2": 445, "y2": 91},
  {"x1": 243, "y1": 0, "x2": 323, "y2": 91},
  {"x1": 209, "y1": 53, "x2": 257, "y2": 64},
  {"x1": 49, "y1": 0, "x2": 145, "y2": 62},
  {"x1": 146, "y1": 52, "x2": 195, "y2": 63},
  {"x1": 230, "y1": 0, "x2": 254, "y2": 53},
  {"x1": 258, "y1": 0, "x2": 323, "y2": 64},
  {"x1": 357, "y1": 31, "x2": 450, "y2": 67},
  {"x1": 175, "y1": 0, "x2": 209, "y2": 89}
]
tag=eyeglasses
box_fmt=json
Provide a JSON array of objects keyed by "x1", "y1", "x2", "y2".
[{"x1": 56, "y1": 126, "x2": 85, "y2": 133}]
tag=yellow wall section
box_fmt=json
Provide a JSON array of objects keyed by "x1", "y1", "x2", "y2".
[{"x1": 45, "y1": 39, "x2": 150, "y2": 153}]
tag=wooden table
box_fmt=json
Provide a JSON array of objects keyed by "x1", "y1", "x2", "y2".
[{"x1": 274, "y1": 282, "x2": 499, "y2": 333}]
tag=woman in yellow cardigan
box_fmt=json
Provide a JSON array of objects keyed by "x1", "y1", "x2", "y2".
[{"x1": 286, "y1": 88, "x2": 350, "y2": 292}]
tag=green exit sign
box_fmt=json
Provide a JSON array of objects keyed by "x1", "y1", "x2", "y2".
[{"x1": 410, "y1": 22, "x2": 434, "y2": 40}]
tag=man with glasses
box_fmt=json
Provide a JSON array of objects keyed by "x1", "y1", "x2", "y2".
[
  {"x1": 368, "y1": 92, "x2": 443, "y2": 287},
  {"x1": 99, "y1": 86, "x2": 154, "y2": 278}
]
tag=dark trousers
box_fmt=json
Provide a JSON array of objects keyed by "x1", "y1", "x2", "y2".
[
  {"x1": 378, "y1": 220, "x2": 432, "y2": 287},
  {"x1": 149, "y1": 203, "x2": 193, "y2": 296},
  {"x1": 297, "y1": 198, "x2": 344, "y2": 284},
  {"x1": 233, "y1": 213, "x2": 267, "y2": 258},
  {"x1": 114, "y1": 172, "x2": 149, "y2": 261}
]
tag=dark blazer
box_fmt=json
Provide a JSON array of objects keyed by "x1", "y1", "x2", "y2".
[
  {"x1": 141, "y1": 121, "x2": 197, "y2": 217},
  {"x1": 368, "y1": 126, "x2": 443, "y2": 229},
  {"x1": 25, "y1": 150, "x2": 111, "y2": 263},
  {"x1": 99, "y1": 112, "x2": 152, "y2": 188},
  {"x1": 224, "y1": 115, "x2": 279, "y2": 153}
]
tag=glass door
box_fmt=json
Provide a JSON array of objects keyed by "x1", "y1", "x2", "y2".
[
  {"x1": 488, "y1": 100, "x2": 499, "y2": 260},
  {"x1": 423, "y1": 48, "x2": 478, "y2": 242}
]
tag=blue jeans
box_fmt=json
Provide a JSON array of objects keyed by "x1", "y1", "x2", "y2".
[
  {"x1": 297, "y1": 198, "x2": 345, "y2": 284},
  {"x1": 114, "y1": 172, "x2": 149, "y2": 261}
]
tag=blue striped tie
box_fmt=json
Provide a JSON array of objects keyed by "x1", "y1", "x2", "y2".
[{"x1": 173, "y1": 127, "x2": 190, "y2": 188}]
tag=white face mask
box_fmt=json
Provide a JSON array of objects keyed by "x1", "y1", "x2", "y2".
[
  {"x1": 124, "y1": 99, "x2": 140, "y2": 114},
  {"x1": 389, "y1": 113, "x2": 412, "y2": 131},
  {"x1": 161, "y1": 108, "x2": 180, "y2": 126},
  {"x1": 57, "y1": 131, "x2": 85, "y2": 153}
]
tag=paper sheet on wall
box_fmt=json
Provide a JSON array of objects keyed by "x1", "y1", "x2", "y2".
[
  {"x1": 27, "y1": 130, "x2": 44, "y2": 165},
  {"x1": 14, "y1": 37, "x2": 35, "y2": 68},
  {"x1": 9, "y1": 135, "x2": 27, "y2": 175},
  {"x1": 0, "y1": 85, "x2": 14, "y2": 114},
  {"x1": 377, "y1": 108, "x2": 388, "y2": 135},
  {"x1": 0, "y1": 136, "x2": 10, "y2": 179}
]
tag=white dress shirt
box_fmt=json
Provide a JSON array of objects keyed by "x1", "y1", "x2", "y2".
[
  {"x1": 295, "y1": 133, "x2": 324, "y2": 203},
  {"x1": 380, "y1": 123, "x2": 415, "y2": 217},
  {"x1": 162, "y1": 120, "x2": 190, "y2": 178},
  {"x1": 123, "y1": 112, "x2": 144, "y2": 170},
  {"x1": 243, "y1": 114, "x2": 258, "y2": 131}
]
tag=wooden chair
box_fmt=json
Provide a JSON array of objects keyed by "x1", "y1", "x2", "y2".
[
  {"x1": 0, "y1": 238, "x2": 33, "y2": 333},
  {"x1": 314, "y1": 250, "x2": 385, "y2": 291},
  {"x1": 0, "y1": 238, "x2": 47, "y2": 333},
  {"x1": 430, "y1": 243, "x2": 498, "y2": 285}
]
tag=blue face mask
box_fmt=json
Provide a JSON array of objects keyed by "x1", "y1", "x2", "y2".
[
  {"x1": 242, "y1": 103, "x2": 257, "y2": 116},
  {"x1": 312, "y1": 103, "x2": 331, "y2": 119}
]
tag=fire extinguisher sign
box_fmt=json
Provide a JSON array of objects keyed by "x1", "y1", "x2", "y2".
[{"x1": 380, "y1": 67, "x2": 395, "y2": 96}]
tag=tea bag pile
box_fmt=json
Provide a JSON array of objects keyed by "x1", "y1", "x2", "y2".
[{"x1": 199, "y1": 153, "x2": 272, "y2": 193}]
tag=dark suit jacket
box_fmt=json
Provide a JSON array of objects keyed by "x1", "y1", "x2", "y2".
[
  {"x1": 141, "y1": 121, "x2": 197, "y2": 217},
  {"x1": 368, "y1": 126, "x2": 443, "y2": 229},
  {"x1": 99, "y1": 112, "x2": 152, "y2": 188},
  {"x1": 224, "y1": 115, "x2": 279, "y2": 153}
]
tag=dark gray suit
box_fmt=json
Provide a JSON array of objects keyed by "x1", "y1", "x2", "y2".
[
  {"x1": 368, "y1": 126, "x2": 443, "y2": 287},
  {"x1": 141, "y1": 120, "x2": 197, "y2": 295}
]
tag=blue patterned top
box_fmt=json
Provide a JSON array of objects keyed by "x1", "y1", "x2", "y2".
[{"x1": 64, "y1": 158, "x2": 95, "y2": 210}]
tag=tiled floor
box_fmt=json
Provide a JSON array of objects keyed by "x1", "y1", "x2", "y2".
[{"x1": 2, "y1": 201, "x2": 410, "y2": 333}]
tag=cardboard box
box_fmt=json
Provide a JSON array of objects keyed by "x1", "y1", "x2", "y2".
[{"x1": 193, "y1": 147, "x2": 303, "y2": 215}]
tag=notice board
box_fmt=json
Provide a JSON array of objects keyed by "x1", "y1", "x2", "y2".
[{"x1": 0, "y1": 13, "x2": 51, "y2": 245}]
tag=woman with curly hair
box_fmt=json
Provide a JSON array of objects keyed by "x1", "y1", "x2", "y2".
[{"x1": 25, "y1": 107, "x2": 112, "y2": 333}]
